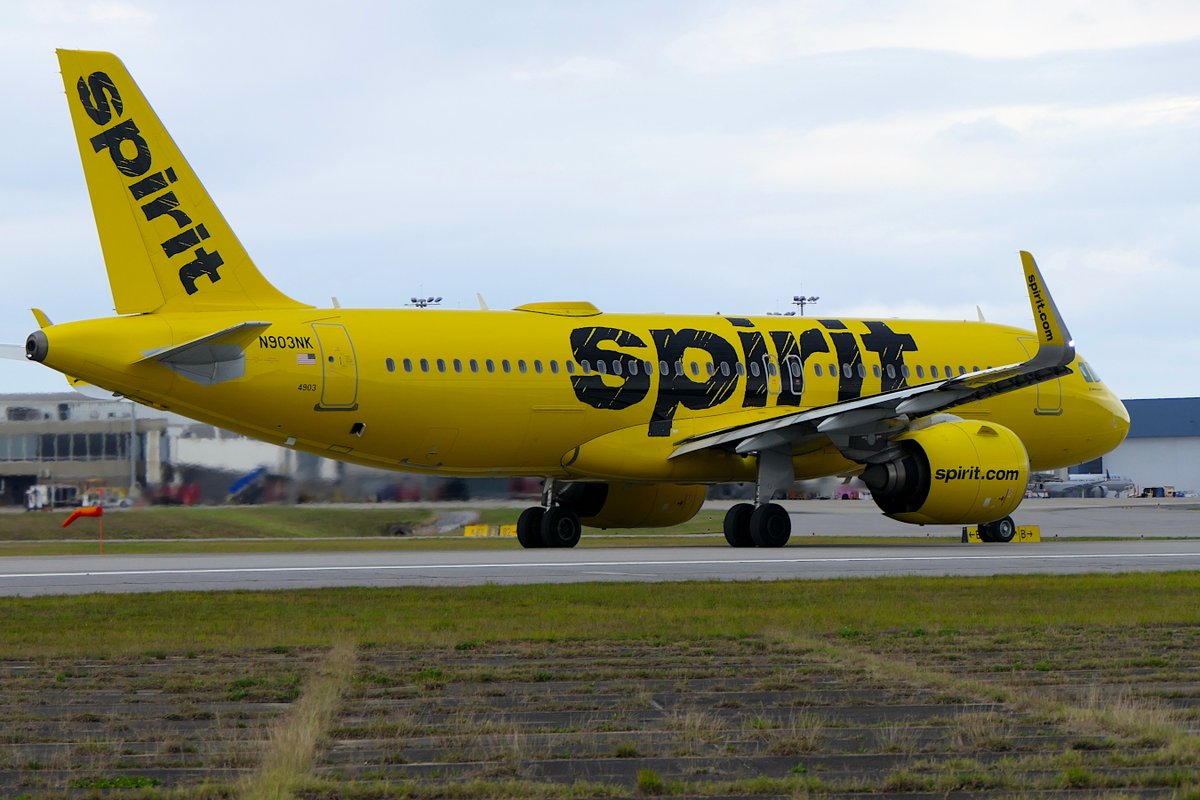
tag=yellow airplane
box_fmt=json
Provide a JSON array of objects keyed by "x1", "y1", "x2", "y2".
[{"x1": 17, "y1": 50, "x2": 1130, "y2": 548}]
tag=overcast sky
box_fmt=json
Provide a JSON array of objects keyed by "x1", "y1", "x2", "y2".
[{"x1": 1, "y1": 1, "x2": 1197, "y2": 399}]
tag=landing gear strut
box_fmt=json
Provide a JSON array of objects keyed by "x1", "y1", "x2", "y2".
[
  {"x1": 516, "y1": 481, "x2": 582, "y2": 549},
  {"x1": 722, "y1": 448, "x2": 794, "y2": 548}
]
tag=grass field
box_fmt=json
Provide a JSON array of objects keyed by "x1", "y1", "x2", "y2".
[
  {"x1": 2, "y1": 574, "x2": 1200, "y2": 797},
  {"x1": 0, "y1": 506, "x2": 965, "y2": 556}
]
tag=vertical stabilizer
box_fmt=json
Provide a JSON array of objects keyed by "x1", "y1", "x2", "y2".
[{"x1": 57, "y1": 49, "x2": 307, "y2": 314}]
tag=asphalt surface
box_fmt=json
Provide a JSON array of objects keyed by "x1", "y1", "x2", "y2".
[
  {"x1": 2, "y1": 539, "x2": 1199, "y2": 596},
  {"x1": 1, "y1": 499, "x2": 1196, "y2": 596}
]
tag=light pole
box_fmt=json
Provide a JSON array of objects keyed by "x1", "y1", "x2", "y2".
[
  {"x1": 792, "y1": 295, "x2": 819, "y2": 316},
  {"x1": 407, "y1": 296, "x2": 442, "y2": 309}
]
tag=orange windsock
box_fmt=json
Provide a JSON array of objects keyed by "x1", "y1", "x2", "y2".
[{"x1": 62, "y1": 506, "x2": 104, "y2": 527}]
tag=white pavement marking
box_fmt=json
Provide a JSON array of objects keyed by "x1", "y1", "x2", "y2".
[{"x1": 0, "y1": 550, "x2": 1196, "y2": 581}]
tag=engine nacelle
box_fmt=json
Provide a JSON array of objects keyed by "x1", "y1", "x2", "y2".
[
  {"x1": 559, "y1": 482, "x2": 706, "y2": 529},
  {"x1": 861, "y1": 420, "x2": 1029, "y2": 525}
]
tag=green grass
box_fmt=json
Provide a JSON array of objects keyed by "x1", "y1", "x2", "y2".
[
  {"x1": 2, "y1": 572, "x2": 1199, "y2": 657},
  {"x1": 0, "y1": 506, "x2": 437, "y2": 540}
]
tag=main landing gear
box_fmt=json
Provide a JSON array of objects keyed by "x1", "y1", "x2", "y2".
[
  {"x1": 516, "y1": 482, "x2": 582, "y2": 549},
  {"x1": 723, "y1": 502, "x2": 791, "y2": 547},
  {"x1": 722, "y1": 448, "x2": 794, "y2": 548}
]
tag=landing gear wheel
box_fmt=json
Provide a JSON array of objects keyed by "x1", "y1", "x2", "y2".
[
  {"x1": 723, "y1": 503, "x2": 755, "y2": 547},
  {"x1": 990, "y1": 516, "x2": 1017, "y2": 543},
  {"x1": 516, "y1": 507, "x2": 546, "y2": 549},
  {"x1": 750, "y1": 503, "x2": 791, "y2": 548},
  {"x1": 540, "y1": 506, "x2": 582, "y2": 548}
]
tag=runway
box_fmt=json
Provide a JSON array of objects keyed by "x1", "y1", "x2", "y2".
[{"x1": 3, "y1": 540, "x2": 1200, "y2": 596}]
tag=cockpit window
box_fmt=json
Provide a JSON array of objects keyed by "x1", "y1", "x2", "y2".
[{"x1": 1078, "y1": 360, "x2": 1101, "y2": 383}]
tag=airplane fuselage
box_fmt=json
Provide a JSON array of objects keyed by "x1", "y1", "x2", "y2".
[{"x1": 35, "y1": 306, "x2": 1129, "y2": 483}]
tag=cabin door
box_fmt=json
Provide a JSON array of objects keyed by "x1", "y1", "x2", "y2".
[{"x1": 312, "y1": 322, "x2": 359, "y2": 411}]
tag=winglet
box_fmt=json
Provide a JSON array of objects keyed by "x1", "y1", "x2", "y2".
[
  {"x1": 31, "y1": 308, "x2": 52, "y2": 328},
  {"x1": 1021, "y1": 251, "x2": 1072, "y2": 350}
]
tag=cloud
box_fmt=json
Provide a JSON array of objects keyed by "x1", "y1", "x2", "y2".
[
  {"x1": 510, "y1": 56, "x2": 628, "y2": 82},
  {"x1": 668, "y1": 1, "x2": 1200, "y2": 68},
  {"x1": 731, "y1": 97, "x2": 1200, "y2": 192}
]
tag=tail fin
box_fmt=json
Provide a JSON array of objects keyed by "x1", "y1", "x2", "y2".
[{"x1": 57, "y1": 49, "x2": 308, "y2": 314}]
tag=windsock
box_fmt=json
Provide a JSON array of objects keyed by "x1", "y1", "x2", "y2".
[{"x1": 62, "y1": 506, "x2": 104, "y2": 528}]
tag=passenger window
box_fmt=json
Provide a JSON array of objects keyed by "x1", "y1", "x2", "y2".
[
  {"x1": 886, "y1": 364, "x2": 896, "y2": 379},
  {"x1": 596, "y1": 360, "x2": 608, "y2": 375},
  {"x1": 767, "y1": 362, "x2": 777, "y2": 377},
  {"x1": 930, "y1": 365, "x2": 939, "y2": 378},
  {"x1": 901, "y1": 365, "x2": 910, "y2": 378},
  {"x1": 735, "y1": 362, "x2": 745, "y2": 376},
  {"x1": 689, "y1": 362, "x2": 700, "y2": 376},
  {"x1": 675, "y1": 361, "x2": 685, "y2": 377},
  {"x1": 403, "y1": 358, "x2": 413, "y2": 372},
  {"x1": 645, "y1": 360, "x2": 655, "y2": 375},
  {"x1": 534, "y1": 360, "x2": 543, "y2": 374},
  {"x1": 972, "y1": 365, "x2": 979, "y2": 373},
  {"x1": 750, "y1": 362, "x2": 761, "y2": 378},
  {"x1": 550, "y1": 360, "x2": 559, "y2": 374},
  {"x1": 565, "y1": 361, "x2": 576, "y2": 374},
  {"x1": 629, "y1": 360, "x2": 639, "y2": 376},
  {"x1": 856, "y1": 363, "x2": 866, "y2": 378},
  {"x1": 436, "y1": 358, "x2": 446, "y2": 373},
  {"x1": 958, "y1": 366, "x2": 967, "y2": 375},
  {"x1": 705, "y1": 362, "x2": 715, "y2": 376},
  {"x1": 503, "y1": 360, "x2": 512, "y2": 374},
  {"x1": 660, "y1": 361, "x2": 669, "y2": 376},
  {"x1": 916, "y1": 365, "x2": 925, "y2": 379},
  {"x1": 827, "y1": 363, "x2": 836, "y2": 376},
  {"x1": 385, "y1": 358, "x2": 395, "y2": 373},
  {"x1": 872, "y1": 364, "x2": 881, "y2": 378},
  {"x1": 420, "y1": 358, "x2": 430, "y2": 373},
  {"x1": 842, "y1": 363, "x2": 851, "y2": 378},
  {"x1": 720, "y1": 362, "x2": 731, "y2": 377},
  {"x1": 485, "y1": 359, "x2": 495, "y2": 373},
  {"x1": 518, "y1": 360, "x2": 527, "y2": 374},
  {"x1": 814, "y1": 363, "x2": 823, "y2": 377},
  {"x1": 469, "y1": 359, "x2": 479, "y2": 373},
  {"x1": 944, "y1": 365, "x2": 953, "y2": 377},
  {"x1": 453, "y1": 358, "x2": 463, "y2": 373}
]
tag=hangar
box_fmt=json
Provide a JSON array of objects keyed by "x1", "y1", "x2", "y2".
[{"x1": 1098, "y1": 397, "x2": 1200, "y2": 496}]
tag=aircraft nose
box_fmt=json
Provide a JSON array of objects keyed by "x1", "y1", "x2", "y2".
[{"x1": 1099, "y1": 389, "x2": 1130, "y2": 452}]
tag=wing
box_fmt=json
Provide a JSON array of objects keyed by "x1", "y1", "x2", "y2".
[{"x1": 671, "y1": 251, "x2": 1073, "y2": 463}]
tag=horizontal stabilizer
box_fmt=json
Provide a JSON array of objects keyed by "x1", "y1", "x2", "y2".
[
  {"x1": 0, "y1": 344, "x2": 26, "y2": 361},
  {"x1": 138, "y1": 321, "x2": 270, "y2": 385}
]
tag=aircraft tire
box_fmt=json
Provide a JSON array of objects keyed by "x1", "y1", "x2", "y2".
[
  {"x1": 723, "y1": 503, "x2": 755, "y2": 547},
  {"x1": 750, "y1": 503, "x2": 791, "y2": 548},
  {"x1": 540, "y1": 506, "x2": 582, "y2": 548},
  {"x1": 990, "y1": 516, "x2": 1016, "y2": 543},
  {"x1": 516, "y1": 507, "x2": 546, "y2": 549}
]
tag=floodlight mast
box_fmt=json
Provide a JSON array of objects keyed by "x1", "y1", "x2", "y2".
[{"x1": 792, "y1": 295, "x2": 819, "y2": 316}]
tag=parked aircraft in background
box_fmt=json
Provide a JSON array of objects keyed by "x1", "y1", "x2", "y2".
[{"x1": 11, "y1": 50, "x2": 1130, "y2": 548}]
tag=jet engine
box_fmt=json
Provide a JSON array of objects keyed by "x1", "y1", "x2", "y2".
[
  {"x1": 861, "y1": 420, "x2": 1029, "y2": 525},
  {"x1": 558, "y1": 482, "x2": 706, "y2": 529}
]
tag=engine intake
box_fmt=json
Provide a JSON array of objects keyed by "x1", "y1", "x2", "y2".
[{"x1": 862, "y1": 420, "x2": 1028, "y2": 525}]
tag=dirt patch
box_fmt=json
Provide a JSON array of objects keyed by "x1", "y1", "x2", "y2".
[{"x1": 1, "y1": 628, "x2": 1199, "y2": 797}]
